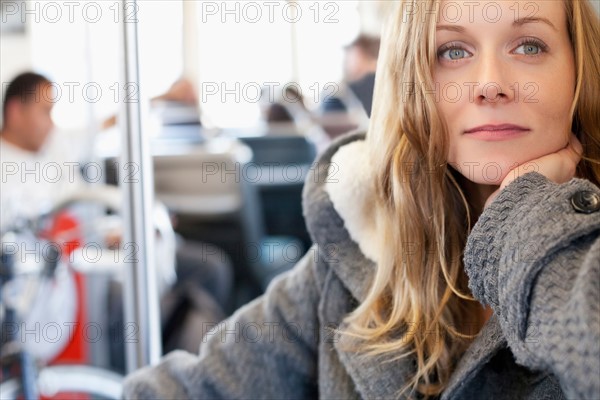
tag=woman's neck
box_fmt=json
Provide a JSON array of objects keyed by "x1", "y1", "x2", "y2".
[
  {"x1": 457, "y1": 175, "x2": 499, "y2": 221},
  {"x1": 453, "y1": 173, "x2": 498, "y2": 331}
]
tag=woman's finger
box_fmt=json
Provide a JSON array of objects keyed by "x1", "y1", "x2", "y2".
[{"x1": 486, "y1": 133, "x2": 584, "y2": 209}]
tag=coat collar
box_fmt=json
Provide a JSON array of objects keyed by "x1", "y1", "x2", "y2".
[
  {"x1": 303, "y1": 131, "x2": 508, "y2": 399},
  {"x1": 441, "y1": 314, "x2": 507, "y2": 399},
  {"x1": 302, "y1": 131, "x2": 376, "y2": 303},
  {"x1": 330, "y1": 314, "x2": 506, "y2": 400}
]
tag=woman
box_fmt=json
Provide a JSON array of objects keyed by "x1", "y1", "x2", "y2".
[{"x1": 124, "y1": 1, "x2": 600, "y2": 399}]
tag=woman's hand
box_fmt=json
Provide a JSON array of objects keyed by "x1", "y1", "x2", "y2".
[{"x1": 484, "y1": 134, "x2": 583, "y2": 209}]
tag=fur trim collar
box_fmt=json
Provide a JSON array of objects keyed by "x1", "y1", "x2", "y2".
[
  {"x1": 324, "y1": 140, "x2": 381, "y2": 264},
  {"x1": 302, "y1": 131, "x2": 376, "y2": 302}
]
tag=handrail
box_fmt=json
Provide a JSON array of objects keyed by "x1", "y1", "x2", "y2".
[{"x1": 119, "y1": 0, "x2": 162, "y2": 372}]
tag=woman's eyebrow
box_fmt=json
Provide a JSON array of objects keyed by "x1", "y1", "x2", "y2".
[
  {"x1": 436, "y1": 25, "x2": 465, "y2": 33},
  {"x1": 436, "y1": 17, "x2": 557, "y2": 33},
  {"x1": 513, "y1": 16, "x2": 557, "y2": 31}
]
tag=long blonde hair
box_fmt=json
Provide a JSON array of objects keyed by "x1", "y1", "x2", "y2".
[{"x1": 341, "y1": 1, "x2": 600, "y2": 398}]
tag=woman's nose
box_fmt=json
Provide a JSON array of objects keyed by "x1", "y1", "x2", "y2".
[{"x1": 472, "y1": 53, "x2": 513, "y2": 105}]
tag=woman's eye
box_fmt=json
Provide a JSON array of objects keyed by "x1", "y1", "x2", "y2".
[
  {"x1": 513, "y1": 39, "x2": 548, "y2": 56},
  {"x1": 514, "y1": 43, "x2": 541, "y2": 55},
  {"x1": 439, "y1": 47, "x2": 471, "y2": 61}
]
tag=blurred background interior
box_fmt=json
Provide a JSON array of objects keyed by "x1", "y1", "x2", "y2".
[
  {"x1": 2, "y1": 1, "x2": 599, "y2": 397},
  {"x1": 0, "y1": 0, "x2": 395, "y2": 397}
]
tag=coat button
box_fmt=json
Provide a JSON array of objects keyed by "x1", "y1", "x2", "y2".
[{"x1": 570, "y1": 191, "x2": 600, "y2": 214}]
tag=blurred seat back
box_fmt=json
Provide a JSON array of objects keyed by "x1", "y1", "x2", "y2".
[
  {"x1": 238, "y1": 135, "x2": 316, "y2": 250},
  {"x1": 239, "y1": 135, "x2": 316, "y2": 165},
  {"x1": 153, "y1": 139, "x2": 253, "y2": 219},
  {"x1": 153, "y1": 139, "x2": 269, "y2": 305}
]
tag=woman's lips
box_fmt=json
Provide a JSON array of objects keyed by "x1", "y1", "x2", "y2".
[{"x1": 464, "y1": 124, "x2": 530, "y2": 141}]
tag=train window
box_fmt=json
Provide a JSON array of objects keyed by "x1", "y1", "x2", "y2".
[{"x1": 195, "y1": 1, "x2": 362, "y2": 128}]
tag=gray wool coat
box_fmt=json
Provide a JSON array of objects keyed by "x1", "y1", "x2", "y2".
[{"x1": 123, "y1": 132, "x2": 600, "y2": 399}]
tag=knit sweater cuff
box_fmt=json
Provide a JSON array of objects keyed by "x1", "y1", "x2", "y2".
[
  {"x1": 464, "y1": 171, "x2": 600, "y2": 340},
  {"x1": 464, "y1": 171, "x2": 554, "y2": 308}
]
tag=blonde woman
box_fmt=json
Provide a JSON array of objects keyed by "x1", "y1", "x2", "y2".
[{"x1": 124, "y1": 1, "x2": 600, "y2": 399}]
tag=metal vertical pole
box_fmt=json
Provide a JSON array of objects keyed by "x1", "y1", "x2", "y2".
[{"x1": 119, "y1": 0, "x2": 162, "y2": 372}]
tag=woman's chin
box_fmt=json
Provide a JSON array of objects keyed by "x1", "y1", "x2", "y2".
[{"x1": 450, "y1": 159, "x2": 514, "y2": 186}]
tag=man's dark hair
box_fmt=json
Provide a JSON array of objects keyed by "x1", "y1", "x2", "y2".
[
  {"x1": 2, "y1": 72, "x2": 51, "y2": 124},
  {"x1": 346, "y1": 34, "x2": 381, "y2": 60}
]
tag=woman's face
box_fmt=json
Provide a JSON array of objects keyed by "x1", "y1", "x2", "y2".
[{"x1": 434, "y1": 0, "x2": 576, "y2": 185}]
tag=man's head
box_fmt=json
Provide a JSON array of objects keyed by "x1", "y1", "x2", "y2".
[
  {"x1": 343, "y1": 35, "x2": 381, "y2": 82},
  {"x1": 2, "y1": 72, "x2": 55, "y2": 152}
]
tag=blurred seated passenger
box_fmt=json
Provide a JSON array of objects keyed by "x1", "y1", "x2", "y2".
[
  {"x1": 151, "y1": 77, "x2": 201, "y2": 126},
  {"x1": 320, "y1": 35, "x2": 380, "y2": 122},
  {"x1": 259, "y1": 84, "x2": 331, "y2": 152},
  {"x1": 101, "y1": 77, "x2": 200, "y2": 131},
  {"x1": 259, "y1": 85, "x2": 311, "y2": 128},
  {"x1": 151, "y1": 77, "x2": 198, "y2": 107},
  {"x1": 344, "y1": 34, "x2": 380, "y2": 116},
  {"x1": 1, "y1": 72, "x2": 233, "y2": 370},
  {"x1": 0, "y1": 72, "x2": 85, "y2": 230}
]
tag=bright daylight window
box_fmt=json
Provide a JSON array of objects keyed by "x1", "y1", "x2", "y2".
[
  {"x1": 21, "y1": 0, "x2": 362, "y2": 132},
  {"x1": 28, "y1": 1, "x2": 183, "y2": 133},
  {"x1": 195, "y1": 0, "x2": 361, "y2": 128}
]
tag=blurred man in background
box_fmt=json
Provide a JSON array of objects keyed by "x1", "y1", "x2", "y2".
[
  {"x1": 320, "y1": 34, "x2": 380, "y2": 117},
  {"x1": 0, "y1": 72, "x2": 85, "y2": 230},
  {"x1": 317, "y1": 34, "x2": 380, "y2": 139},
  {"x1": 1, "y1": 71, "x2": 233, "y2": 372},
  {"x1": 344, "y1": 34, "x2": 380, "y2": 117}
]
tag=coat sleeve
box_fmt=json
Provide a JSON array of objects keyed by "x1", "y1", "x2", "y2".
[
  {"x1": 123, "y1": 245, "x2": 327, "y2": 399},
  {"x1": 464, "y1": 172, "x2": 600, "y2": 400}
]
